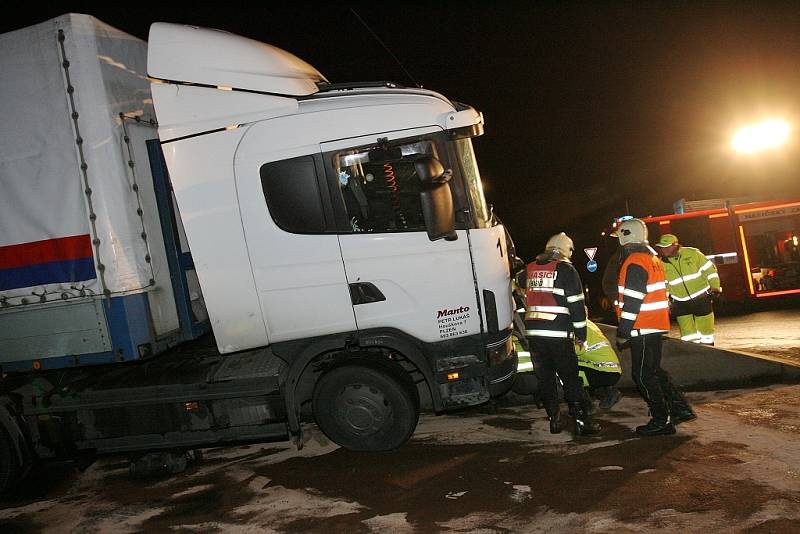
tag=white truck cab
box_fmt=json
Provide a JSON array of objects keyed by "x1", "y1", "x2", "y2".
[{"x1": 146, "y1": 23, "x2": 516, "y2": 449}]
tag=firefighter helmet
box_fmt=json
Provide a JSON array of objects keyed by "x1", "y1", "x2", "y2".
[
  {"x1": 545, "y1": 232, "x2": 575, "y2": 259},
  {"x1": 616, "y1": 218, "x2": 648, "y2": 246}
]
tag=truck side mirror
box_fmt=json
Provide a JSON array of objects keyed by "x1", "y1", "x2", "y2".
[
  {"x1": 415, "y1": 156, "x2": 448, "y2": 184},
  {"x1": 420, "y1": 183, "x2": 457, "y2": 241},
  {"x1": 416, "y1": 156, "x2": 456, "y2": 241}
]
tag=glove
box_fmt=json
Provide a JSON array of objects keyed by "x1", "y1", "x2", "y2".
[
  {"x1": 615, "y1": 333, "x2": 630, "y2": 350},
  {"x1": 708, "y1": 287, "x2": 722, "y2": 302},
  {"x1": 574, "y1": 339, "x2": 587, "y2": 353}
]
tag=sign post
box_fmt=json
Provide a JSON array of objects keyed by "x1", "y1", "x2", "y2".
[{"x1": 584, "y1": 247, "x2": 598, "y2": 273}]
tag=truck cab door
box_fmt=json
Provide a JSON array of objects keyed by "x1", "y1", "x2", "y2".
[
  {"x1": 321, "y1": 129, "x2": 482, "y2": 343},
  {"x1": 235, "y1": 140, "x2": 356, "y2": 344}
]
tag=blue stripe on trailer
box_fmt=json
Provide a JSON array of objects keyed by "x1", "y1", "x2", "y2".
[{"x1": 0, "y1": 257, "x2": 96, "y2": 290}]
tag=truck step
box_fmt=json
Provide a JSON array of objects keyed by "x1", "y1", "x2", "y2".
[{"x1": 207, "y1": 349, "x2": 287, "y2": 383}]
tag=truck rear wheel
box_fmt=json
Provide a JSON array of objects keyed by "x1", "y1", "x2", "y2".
[
  {"x1": 0, "y1": 426, "x2": 22, "y2": 494},
  {"x1": 313, "y1": 365, "x2": 418, "y2": 451}
]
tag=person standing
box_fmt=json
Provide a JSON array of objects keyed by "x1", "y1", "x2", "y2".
[
  {"x1": 654, "y1": 234, "x2": 721, "y2": 345},
  {"x1": 614, "y1": 219, "x2": 696, "y2": 436},
  {"x1": 516, "y1": 232, "x2": 598, "y2": 435}
]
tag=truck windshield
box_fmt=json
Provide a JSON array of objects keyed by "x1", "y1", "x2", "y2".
[{"x1": 448, "y1": 137, "x2": 491, "y2": 228}]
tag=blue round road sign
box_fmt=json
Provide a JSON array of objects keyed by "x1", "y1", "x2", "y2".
[{"x1": 587, "y1": 260, "x2": 598, "y2": 273}]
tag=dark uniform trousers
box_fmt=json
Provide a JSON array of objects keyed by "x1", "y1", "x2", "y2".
[
  {"x1": 528, "y1": 335, "x2": 584, "y2": 407},
  {"x1": 629, "y1": 333, "x2": 674, "y2": 421}
]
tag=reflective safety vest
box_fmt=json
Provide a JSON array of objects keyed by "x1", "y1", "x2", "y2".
[
  {"x1": 576, "y1": 320, "x2": 622, "y2": 374},
  {"x1": 513, "y1": 334, "x2": 533, "y2": 373},
  {"x1": 515, "y1": 321, "x2": 620, "y2": 379},
  {"x1": 617, "y1": 251, "x2": 670, "y2": 334},
  {"x1": 662, "y1": 246, "x2": 720, "y2": 301},
  {"x1": 524, "y1": 260, "x2": 566, "y2": 321}
]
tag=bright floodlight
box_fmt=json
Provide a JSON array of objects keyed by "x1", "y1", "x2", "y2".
[{"x1": 731, "y1": 119, "x2": 791, "y2": 154}]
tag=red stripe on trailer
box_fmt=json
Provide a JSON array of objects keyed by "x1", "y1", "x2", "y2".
[{"x1": 0, "y1": 235, "x2": 94, "y2": 269}]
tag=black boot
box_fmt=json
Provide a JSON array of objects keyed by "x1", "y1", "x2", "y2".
[
  {"x1": 544, "y1": 403, "x2": 563, "y2": 434},
  {"x1": 636, "y1": 403, "x2": 675, "y2": 436},
  {"x1": 596, "y1": 386, "x2": 622, "y2": 410},
  {"x1": 666, "y1": 386, "x2": 696, "y2": 425},
  {"x1": 569, "y1": 401, "x2": 600, "y2": 436},
  {"x1": 582, "y1": 388, "x2": 596, "y2": 416}
]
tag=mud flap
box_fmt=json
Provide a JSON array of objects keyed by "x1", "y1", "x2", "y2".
[{"x1": 0, "y1": 399, "x2": 27, "y2": 469}]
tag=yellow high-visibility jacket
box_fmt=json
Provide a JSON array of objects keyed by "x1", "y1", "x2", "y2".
[{"x1": 661, "y1": 246, "x2": 720, "y2": 302}]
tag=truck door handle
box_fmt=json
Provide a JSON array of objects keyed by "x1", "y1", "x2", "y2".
[{"x1": 349, "y1": 282, "x2": 386, "y2": 305}]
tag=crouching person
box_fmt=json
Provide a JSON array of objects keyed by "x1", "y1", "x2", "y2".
[{"x1": 577, "y1": 320, "x2": 623, "y2": 410}]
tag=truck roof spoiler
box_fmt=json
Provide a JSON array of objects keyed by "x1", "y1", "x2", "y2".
[
  {"x1": 147, "y1": 22, "x2": 328, "y2": 96},
  {"x1": 315, "y1": 81, "x2": 406, "y2": 92}
]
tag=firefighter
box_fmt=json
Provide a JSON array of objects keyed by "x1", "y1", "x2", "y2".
[
  {"x1": 577, "y1": 320, "x2": 622, "y2": 410},
  {"x1": 614, "y1": 219, "x2": 696, "y2": 436},
  {"x1": 513, "y1": 319, "x2": 621, "y2": 411},
  {"x1": 654, "y1": 233, "x2": 721, "y2": 345},
  {"x1": 515, "y1": 232, "x2": 598, "y2": 436}
]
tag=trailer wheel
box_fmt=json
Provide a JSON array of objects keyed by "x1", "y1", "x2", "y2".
[
  {"x1": 0, "y1": 426, "x2": 21, "y2": 494},
  {"x1": 313, "y1": 365, "x2": 418, "y2": 451}
]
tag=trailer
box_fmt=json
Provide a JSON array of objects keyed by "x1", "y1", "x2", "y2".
[{"x1": 0, "y1": 14, "x2": 517, "y2": 492}]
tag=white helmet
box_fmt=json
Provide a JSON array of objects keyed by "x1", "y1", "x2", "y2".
[
  {"x1": 545, "y1": 232, "x2": 575, "y2": 259},
  {"x1": 616, "y1": 218, "x2": 648, "y2": 246}
]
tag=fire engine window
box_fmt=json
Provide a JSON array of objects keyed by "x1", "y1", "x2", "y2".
[
  {"x1": 743, "y1": 215, "x2": 800, "y2": 293},
  {"x1": 331, "y1": 140, "x2": 435, "y2": 233},
  {"x1": 260, "y1": 156, "x2": 327, "y2": 234},
  {"x1": 667, "y1": 218, "x2": 715, "y2": 253}
]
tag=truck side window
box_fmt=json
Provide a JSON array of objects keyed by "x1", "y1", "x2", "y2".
[
  {"x1": 332, "y1": 141, "x2": 434, "y2": 233},
  {"x1": 260, "y1": 156, "x2": 327, "y2": 233}
]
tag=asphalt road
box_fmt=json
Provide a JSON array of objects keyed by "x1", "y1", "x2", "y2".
[
  {"x1": 2, "y1": 306, "x2": 798, "y2": 533},
  {"x1": 1, "y1": 382, "x2": 799, "y2": 533}
]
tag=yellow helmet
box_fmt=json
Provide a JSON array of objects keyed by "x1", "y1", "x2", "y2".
[
  {"x1": 545, "y1": 232, "x2": 575, "y2": 259},
  {"x1": 616, "y1": 218, "x2": 648, "y2": 246}
]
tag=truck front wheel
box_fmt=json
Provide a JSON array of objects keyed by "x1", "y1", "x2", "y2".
[{"x1": 313, "y1": 365, "x2": 418, "y2": 451}]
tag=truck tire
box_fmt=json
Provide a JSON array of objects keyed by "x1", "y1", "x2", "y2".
[
  {"x1": 0, "y1": 426, "x2": 21, "y2": 494},
  {"x1": 313, "y1": 365, "x2": 418, "y2": 452}
]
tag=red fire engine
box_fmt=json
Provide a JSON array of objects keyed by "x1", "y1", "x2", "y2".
[{"x1": 639, "y1": 198, "x2": 800, "y2": 304}]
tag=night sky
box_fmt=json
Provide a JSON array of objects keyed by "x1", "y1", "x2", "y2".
[{"x1": 5, "y1": 2, "x2": 800, "y2": 264}]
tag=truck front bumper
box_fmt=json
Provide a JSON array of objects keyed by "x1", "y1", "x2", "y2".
[{"x1": 433, "y1": 329, "x2": 516, "y2": 409}]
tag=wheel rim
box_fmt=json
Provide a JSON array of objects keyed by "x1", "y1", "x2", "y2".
[{"x1": 335, "y1": 383, "x2": 392, "y2": 436}]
